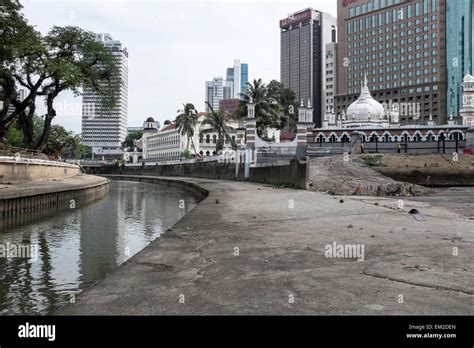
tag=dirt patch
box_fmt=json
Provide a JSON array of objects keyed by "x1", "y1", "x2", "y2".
[{"x1": 307, "y1": 155, "x2": 433, "y2": 196}]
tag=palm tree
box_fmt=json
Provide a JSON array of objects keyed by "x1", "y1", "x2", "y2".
[
  {"x1": 175, "y1": 103, "x2": 198, "y2": 154},
  {"x1": 236, "y1": 79, "x2": 282, "y2": 137},
  {"x1": 200, "y1": 102, "x2": 235, "y2": 153}
]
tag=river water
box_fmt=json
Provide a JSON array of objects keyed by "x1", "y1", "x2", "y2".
[{"x1": 0, "y1": 180, "x2": 197, "y2": 315}]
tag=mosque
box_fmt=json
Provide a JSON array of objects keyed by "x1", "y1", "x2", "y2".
[{"x1": 313, "y1": 74, "x2": 472, "y2": 144}]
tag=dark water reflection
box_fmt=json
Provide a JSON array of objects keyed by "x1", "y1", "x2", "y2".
[{"x1": 0, "y1": 180, "x2": 197, "y2": 315}]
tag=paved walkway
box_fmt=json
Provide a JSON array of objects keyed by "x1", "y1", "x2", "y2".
[{"x1": 57, "y1": 176, "x2": 474, "y2": 315}]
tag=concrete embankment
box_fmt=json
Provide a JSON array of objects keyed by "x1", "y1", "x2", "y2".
[
  {"x1": 0, "y1": 174, "x2": 109, "y2": 219},
  {"x1": 57, "y1": 176, "x2": 473, "y2": 315},
  {"x1": 85, "y1": 159, "x2": 307, "y2": 189},
  {"x1": 0, "y1": 157, "x2": 81, "y2": 183}
]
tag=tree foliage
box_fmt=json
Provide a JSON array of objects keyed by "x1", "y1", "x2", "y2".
[
  {"x1": 266, "y1": 80, "x2": 298, "y2": 131},
  {"x1": 6, "y1": 115, "x2": 87, "y2": 158},
  {"x1": 175, "y1": 103, "x2": 198, "y2": 153},
  {"x1": 1, "y1": 1, "x2": 118, "y2": 151},
  {"x1": 122, "y1": 130, "x2": 143, "y2": 149},
  {"x1": 236, "y1": 79, "x2": 287, "y2": 136},
  {"x1": 200, "y1": 102, "x2": 235, "y2": 153}
]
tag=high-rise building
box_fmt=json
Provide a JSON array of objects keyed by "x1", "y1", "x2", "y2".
[
  {"x1": 335, "y1": 0, "x2": 446, "y2": 125},
  {"x1": 205, "y1": 77, "x2": 233, "y2": 112},
  {"x1": 226, "y1": 59, "x2": 249, "y2": 99},
  {"x1": 81, "y1": 33, "x2": 128, "y2": 156},
  {"x1": 280, "y1": 8, "x2": 337, "y2": 127},
  {"x1": 446, "y1": 0, "x2": 474, "y2": 117},
  {"x1": 206, "y1": 60, "x2": 248, "y2": 112},
  {"x1": 325, "y1": 42, "x2": 338, "y2": 114}
]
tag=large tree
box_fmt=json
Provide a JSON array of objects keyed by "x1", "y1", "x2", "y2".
[
  {"x1": 0, "y1": 0, "x2": 43, "y2": 144},
  {"x1": 236, "y1": 79, "x2": 282, "y2": 137},
  {"x1": 200, "y1": 102, "x2": 235, "y2": 153},
  {"x1": 43, "y1": 124, "x2": 82, "y2": 159},
  {"x1": 266, "y1": 80, "x2": 298, "y2": 132},
  {"x1": 1, "y1": 2, "x2": 118, "y2": 150},
  {"x1": 122, "y1": 130, "x2": 143, "y2": 149},
  {"x1": 175, "y1": 103, "x2": 198, "y2": 153}
]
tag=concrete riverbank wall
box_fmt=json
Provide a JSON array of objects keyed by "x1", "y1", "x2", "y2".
[
  {"x1": 104, "y1": 175, "x2": 209, "y2": 202},
  {"x1": 0, "y1": 175, "x2": 109, "y2": 220},
  {"x1": 86, "y1": 159, "x2": 307, "y2": 189},
  {"x1": 0, "y1": 157, "x2": 81, "y2": 183}
]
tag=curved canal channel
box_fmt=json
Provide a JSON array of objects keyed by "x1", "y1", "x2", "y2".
[{"x1": 0, "y1": 180, "x2": 197, "y2": 315}]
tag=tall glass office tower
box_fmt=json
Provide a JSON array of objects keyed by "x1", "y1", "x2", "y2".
[
  {"x1": 229, "y1": 59, "x2": 249, "y2": 99},
  {"x1": 446, "y1": 0, "x2": 474, "y2": 116}
]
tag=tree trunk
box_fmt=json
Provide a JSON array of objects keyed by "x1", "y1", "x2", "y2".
[
  {"x1": 0, "y1": 77, "x2": 44, "y2": 142},
  {"x1": 217, "y1": 135, "x2": 224, "y2": 153},
  {"x1": 190, "y1": 136, "x2": 197, "y2": 154},
  {"x1": 18, "y1": 99, "x2": 36, "y2": 149},
  {"x1": 35, "y1": 92, "x2": 58, "y2": 151}
]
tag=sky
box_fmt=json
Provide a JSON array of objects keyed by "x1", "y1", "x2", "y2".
[{"x1": 21, "y1": 0, "x2": 337, "y2": 133}]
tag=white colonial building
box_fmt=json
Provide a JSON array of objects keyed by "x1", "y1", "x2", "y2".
[{"x1": 138, "y1": 113, "x2": 280, "y2": 163}]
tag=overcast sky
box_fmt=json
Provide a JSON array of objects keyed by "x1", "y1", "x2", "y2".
[{"x1": 21, "y1": 0, "x2": 337, "y2": 133}]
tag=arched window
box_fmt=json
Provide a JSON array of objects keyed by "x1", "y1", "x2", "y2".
[
  {"x1": 199, "y1": 135, "x2": 203, "y2": 143},
  {"x1": 212, "y1": 135, "x2": 217, "y2": 144},
  {"x1": 206, "y1": 135, "x2": 210, "y2": 144}
]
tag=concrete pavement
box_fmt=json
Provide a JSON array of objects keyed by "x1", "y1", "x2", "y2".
[{"x1": 57, "y1": 176, "x2": 474, "y2": 315}]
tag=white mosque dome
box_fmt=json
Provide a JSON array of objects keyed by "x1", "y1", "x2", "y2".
[{"x1": 346, "y1": 75, "x2": 385, "y2": 121}]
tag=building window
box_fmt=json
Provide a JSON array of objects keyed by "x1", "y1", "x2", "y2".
[{"x1": 415, "y1": 2, "x2": 421, "y2": 16}]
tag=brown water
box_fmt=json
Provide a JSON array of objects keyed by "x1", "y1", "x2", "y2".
[{"x1": 0, "y1": 180, "x2": 197, "y2": 315}]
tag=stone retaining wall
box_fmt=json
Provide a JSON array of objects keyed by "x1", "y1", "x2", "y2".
[{"x1": 0, "y1": 159, "x2": 81, "y2": 183}]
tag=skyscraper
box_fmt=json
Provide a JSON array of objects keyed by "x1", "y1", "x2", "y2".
[
  {"x1": 205, "y1": 77, "x2": 233, "y2": 112},
  {"x1": 325, "y1": 42, "x2": 338, "y2": 114},
  {"x1": 226, "y1": 59, "x2": 249, "y2": 99},
  {"x1": 81, "y1": 33, "x2": 128, "y2": 157},
  {"x1": 446, "y1": 0, "x2": 474, "y2": 117},
  {"x1": 280, "y1": 8, "x2": 337, "y2": 127},
  {"x1": 335, "y1": 0, "x2": 446, "y2": 125}
]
